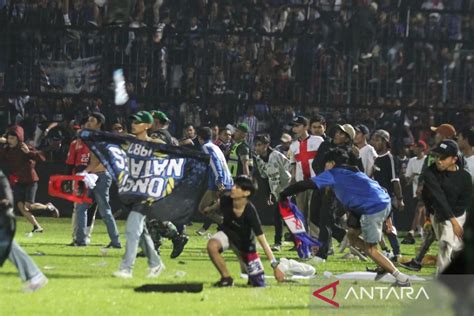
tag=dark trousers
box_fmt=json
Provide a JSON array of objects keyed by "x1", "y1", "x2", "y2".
[
  {"x1": 273, "y1": 202, "x2": 283, "y2": 245},
  {"x1": 311, "y1": 189, "x2": 346, "y2": 259}
]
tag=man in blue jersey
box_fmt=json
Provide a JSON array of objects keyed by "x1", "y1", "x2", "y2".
[
  {"x1": 198, "y1": 127, "x2": 234, "y2": 226},
  {"x1": 280, "y1": 148, "x2": 411, "y2": 286}
]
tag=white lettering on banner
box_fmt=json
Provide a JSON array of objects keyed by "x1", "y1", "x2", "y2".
[
  {"x1": 119, "y1": 177, "x2": 167, "y2": 198},
  {"x1": 343, "y1": 287, "x2": 430, "y2": 300},
  {"x1": 128, "y1": 158, "x2": 185, "y2": 178},
  {"x1": 109, "y1": 147, "x2": 126, "y2": 169},
  {"x1": 107, "y1": 143, "x2": 186, "y2": 198},
  {"x1": 284, "y1": 216, "x2": 306, "y2": 234},
  {"x1": 166, "y1": 159, "x2": 185, "y2": 178}
]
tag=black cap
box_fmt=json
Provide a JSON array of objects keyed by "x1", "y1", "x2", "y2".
[
  {"x1": 432, "y1": 139, "x2": 459, "y2": 157},
  {"x1": 354, "y1": 124, "x2": 370, "y2": 135},
  {"x1": 290, "y1": 116, "x2": 309, "y2": 126}
]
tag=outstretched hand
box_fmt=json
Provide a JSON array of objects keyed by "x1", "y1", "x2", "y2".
[{"x1": 273, "y1": 266, "x2": 285, "y2": 282}]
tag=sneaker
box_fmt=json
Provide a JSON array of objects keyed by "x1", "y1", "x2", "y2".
[
  {"x1": 46, "y1": 203, "x2": 60, "y2": 218},
  {"x1": 271, "y1": 244, "x2": 281, "y2": 252},
  {"x1": 308, "y1": 256, "x2": 326, "y2": 264},
  {"x1": 196, "y1": 227, "x2": 207, "y2": 236},
  {"x1": 399, "y1": 259, "x2": 422, "y2": 272},
  {"x1": 32, "y1": 226, "x2": 44, "y2": 233},
  {"x1": 401, "y1": 233, "x2": 415, "y2": 245},
  {"x1": 136, "y1": 251, "x2": 146, "y2": 257},
  {"x1": 391, "y1": 279, "x2": 411, "y2": 287},
  {"x1": 213, "y1": 277, "x2": 234, "y2": 287},
  {"x1": 370, "y1": 266, "x2": 388, "y2": 281},
  {"x1": 390, "y1": 254, "x2": 402, "y2": 263},
  {"x1": 113, "y1": 270, "x2": 133, "y2": 279},
  {"x1": 68, "y1": 241, "x2": 86, "y2": 247},
  {"x1": 170, "y1": 235, "x2": 189, "y2": 259},
  {"x1": 105, "y1": 242, "x2": 122, "y2": 249},
  {"x1": 146, "y1": 263, "x2": 165, "y2": 278},
  {"x1": 23, "y1": 274, "x2": 48, "y2": 293}
]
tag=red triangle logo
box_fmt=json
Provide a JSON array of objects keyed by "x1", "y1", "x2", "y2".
[{"x1": 312, "y1": 280, "x2": 340, "y2": 308}]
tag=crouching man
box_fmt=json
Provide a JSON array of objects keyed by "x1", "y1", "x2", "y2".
[
  {"x1": 206, "y1": 175, "x2": 284, "y2": 287},
  {"x1": 279, "y1": 148, "x2": 412, "y2": 286}
]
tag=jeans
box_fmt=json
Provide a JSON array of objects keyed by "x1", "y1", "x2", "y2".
[
  {"x1": 9, "y1": 240, "x2": 42, "y2": 281},
  {"x1": 75, "y1": 172, "x2": 120, "y2": 246},
  {"x1": 120, "y1": 211, "x2": 162, "y2": 272}
]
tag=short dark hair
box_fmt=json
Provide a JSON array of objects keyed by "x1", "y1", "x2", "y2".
[
  {"x1": 233, "y1": 175, "x2": 257, "y2": 197},
  {"x1": 197, "y1": 127, "x2": 212, "y2": 141},
  {"x1": 323, "y1": 148, "x2": 350, "y2": 166},
  {"x1": 310, "y1": 114, "x2": 326, "y2": 126},
  {"x1": 219, "y1": 127, "x2": 231, "y2": 134},
  {"x1": 458, "y1": 126, "x2": 474, "y2": 147},
  {"x1": 184, "y1": 123, "x2": 195, "y2": 129}
]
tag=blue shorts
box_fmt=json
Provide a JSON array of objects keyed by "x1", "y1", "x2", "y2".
[{"x1": 360, "y1": 204, "x2": 391, "y2": 244}]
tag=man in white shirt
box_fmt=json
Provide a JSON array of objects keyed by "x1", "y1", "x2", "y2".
[
  {"x1": 354, "y1": 124, "x2": 377, "y2": 177},
  {"x1": 288, "y1": 116, "x2": 324, "y2": 228},
  {"x1": 401, "y1": 140, "x2": 428, "y2": 244},
  {"x1": 457, "y1": 127, "x2": 474, "y2": 182}
]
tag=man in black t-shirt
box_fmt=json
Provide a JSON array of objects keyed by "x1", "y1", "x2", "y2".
[
  {"x1": 371, "y1": 130, "x2": 403, "y2": 262},
  {"x1": 205, "y1": 176, "x2": 284, "y2": 287}
]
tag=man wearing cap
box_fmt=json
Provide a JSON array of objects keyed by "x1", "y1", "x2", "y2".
[
  {"x1": 150, "y1": 110, "x2": 175, "y2": 145},
  {"x1": 113, "y1": 110, "x2": 165, "y2": 279},
  {"x1": 254, "y1": 134, "x2": 292, "y2": 251},
  {"x1": 371, "y1": 129, "x2": 403, "y2": 262},
  {"x1": 354, "y1": 124, "x2": 377, "y2": 177},
  {"x1": 310, "y1": 123, "x2": 360, "y2": 260},
  {"x1": 228, "y1": 123, "x2": 252, "y2": 178},
  {"x1": 280, "y1": 148, "x2": 412, "y2": 286},
  {"x1": 401, "y1": 123, "x2": 458, "y2": 271},
  {"x1": 421, "y1": 140, "x2": 472, "y2": 273},
  {"x1": 289, "y1": 116, "x2": 324, "y2": 231},
  {"x1": 401, "y1": 140, "x2": 428, "y2": 245},
  {"x1": 275, "y1": 133, "x2": 292, "y2": 157},
  {"x1": 74, "y1": 112, "x2": 121, "y2": 248}
]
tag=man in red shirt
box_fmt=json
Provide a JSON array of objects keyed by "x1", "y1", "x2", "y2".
[
  {"x1": 65, "y1": 125, "x2": 97, "y2": 245},
  {"x1": 0, "y1": 125, "x2": 59, "y2": 233}
]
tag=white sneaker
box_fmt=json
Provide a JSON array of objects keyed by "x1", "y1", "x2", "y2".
[
  {"x1": 23, "y1": 274, "x2": 48, "y2": 293},
  {"x1": 113, "y1": 69, "x2": 129, "y2": 105},
  {"x1": 308, "y1": 256, "x2": 326, "y2": 264},
  {"x1": 113, "y1": 270, "x2": 133, "y2": 279},
  {"x1": 146, "y1": 263, "x2": 165, "y2": 278}
]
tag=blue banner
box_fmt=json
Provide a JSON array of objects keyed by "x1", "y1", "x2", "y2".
[{"x1": 79, "y1": 130, "x2": 209, "y2": 225}]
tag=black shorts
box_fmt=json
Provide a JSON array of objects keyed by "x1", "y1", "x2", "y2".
[{"x1": 13, "y1": 182, "x2": 38, "y2": 204}]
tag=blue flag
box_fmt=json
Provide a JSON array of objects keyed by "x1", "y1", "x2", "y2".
[
  {"x1": 79, "y1": 130, "x2": 209, "y2": 225},
  {"x1": 279, "y1": 199, "x2": 322, "y2": 259}
]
